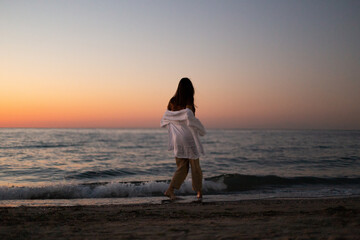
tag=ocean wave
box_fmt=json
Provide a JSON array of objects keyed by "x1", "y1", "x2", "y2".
[
  {"x1": 66, "y1": 169, "x2": 138, "y2": 179},
  {"x1": 0, "y1": 179, "x2": 226, "y2": 200},
  {"x1": 1, "y1": 174, "x2": 359, "y2": 200},
  {"x1": 0, "y1": 143, "x2": 82, "y2": 149},
  {"x1": 207, "y1": 174, "x2": 360, "y2": 191}
]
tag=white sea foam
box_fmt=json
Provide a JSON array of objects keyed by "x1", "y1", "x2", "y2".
[{"x1": 0, "y1": 179, "x2": 227, "y2": 200}]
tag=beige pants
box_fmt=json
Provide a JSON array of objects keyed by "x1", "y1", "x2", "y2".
[{"x1": 169, "y1": 158, "x2": 202, "y2": 192}]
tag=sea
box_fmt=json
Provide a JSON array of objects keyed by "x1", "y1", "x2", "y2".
[{"x1": 0, "y1": 128, "x2": 359, "y2": 207}]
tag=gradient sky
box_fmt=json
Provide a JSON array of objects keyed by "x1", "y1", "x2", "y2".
[{"x1": 1, "y1": 0, "x2": 360, "y2": 129}]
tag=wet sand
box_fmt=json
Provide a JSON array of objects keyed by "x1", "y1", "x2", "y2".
[{"x1": 0, "y1": 197, "x2": 359, "y2": 239}]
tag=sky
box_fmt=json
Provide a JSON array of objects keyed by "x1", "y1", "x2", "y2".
[{"x1": 1, "y1": 0, "x2": 359, "y2": 129}]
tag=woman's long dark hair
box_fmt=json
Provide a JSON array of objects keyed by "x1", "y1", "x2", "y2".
[{"x1": 167, "y1": 77, "x2": 195, "y2": 114}]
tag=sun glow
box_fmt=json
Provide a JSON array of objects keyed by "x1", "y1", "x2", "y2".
[{"x1": 1, "y1": 1, "x2": 359, "y2": 129}]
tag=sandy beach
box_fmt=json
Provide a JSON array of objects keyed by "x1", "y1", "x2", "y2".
[{"x1": 0, "y1": 197, "x2": 359, "y2": 239}]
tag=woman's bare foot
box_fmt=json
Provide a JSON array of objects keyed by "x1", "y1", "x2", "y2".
[
  {"x1": 165, "y1": 189, "x2": 176, "y2": 200},
  {"x1": 197, "y1": 191, "x2": 203, "y2": 199}
]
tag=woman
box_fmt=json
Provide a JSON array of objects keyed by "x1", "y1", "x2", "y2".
[{"x1": 160, "y1": 77, "x2": 206, "y2": 200}]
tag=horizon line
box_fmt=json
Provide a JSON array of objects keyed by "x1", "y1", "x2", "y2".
[{"x1": 0, "y1": 127, "x2": 359, "y2": 131}]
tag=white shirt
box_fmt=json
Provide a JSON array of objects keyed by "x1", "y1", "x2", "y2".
[{"x1": 160, "y1": 108, "x2": 206, "y2": 159}]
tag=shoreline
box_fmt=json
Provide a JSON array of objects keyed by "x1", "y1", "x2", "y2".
[
  {"x1": 1, "y1": 197, "x2": 359, "y2": 239},
  {"x1": 2, "y1": 193, "x2": 359, "y2": 208}
]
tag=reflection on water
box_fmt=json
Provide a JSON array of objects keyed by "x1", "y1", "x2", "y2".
[{"x1": 1, "y1": 129, "x2": 359, "y2": 185}]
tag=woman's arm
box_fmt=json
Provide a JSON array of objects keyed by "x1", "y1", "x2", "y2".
[{"x1": 186, "y1": 109, "x2": 205, "y2": 136}]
